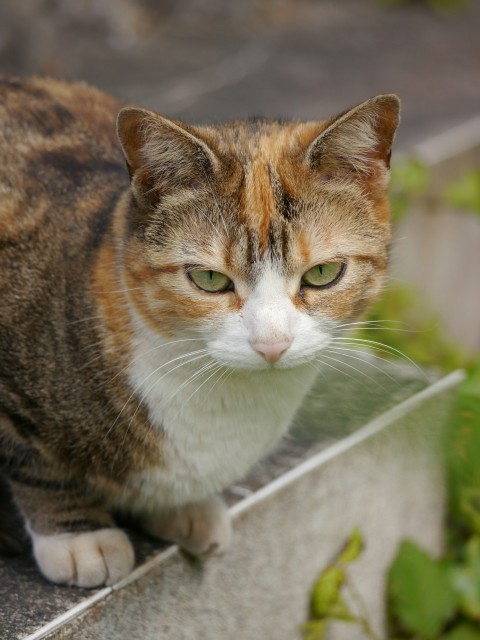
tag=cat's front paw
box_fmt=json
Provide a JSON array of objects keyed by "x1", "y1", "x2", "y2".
[
  {"x1": 140, "y1": 495, "x2": 232, "y2": 557},
  {"x1": 32, "y1": 528, "x2": 134, "y2": 587}
]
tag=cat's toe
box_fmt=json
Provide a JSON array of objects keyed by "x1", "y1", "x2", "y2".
[
  {"x1": 32, "y1": 528, "x2": 135, "y2": 587},
  {"x1": 140, "y1": 495, "x2": 232, "y2": 557},
  {"x1": 184, "y1": 498, "x2": 232, "y2": 557}
]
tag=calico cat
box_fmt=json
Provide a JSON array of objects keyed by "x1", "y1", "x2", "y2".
[{"x1": 0, "y1": 75, "x2": 399, "y2": 588}]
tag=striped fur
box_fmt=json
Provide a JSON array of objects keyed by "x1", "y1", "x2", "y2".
[{"x1": 0, "y1": 76, "x2": 399, "y2": 586}]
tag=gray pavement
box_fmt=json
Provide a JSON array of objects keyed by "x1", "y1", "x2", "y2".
[{"x1": 0, "y1": 0, "x2": 479, "y2": 149}]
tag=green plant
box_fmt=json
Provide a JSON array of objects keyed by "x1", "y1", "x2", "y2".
[
  {"x1": 377, "y1": 0, "x2": 471, "y2": 15},
  {"x1": 354, "y1": 283, "x2": 468, "y2": 373},
  {"x1": 448, "y1": 361, "x2": 480, "y2": 538},
  {"x1": 303, "y1": 144, "x2": 480, "y2": 638},
  {"x1": 302, "y1": 365, "x2": 480, "y2": 639},
  {"x1": 388, "y1": 540, "x2": 457, "y2": 638},
  {"x1": 390, "y1": 159, "x2": 480, "y2": 222},
  {"x1": 301, "y1": 529, "x2": 380, "y2": 640},
  {"x1": 443, "y1": 171, "x2": 480, "y2": 216},
  {"x1": 389, "y1": 157, "x2": 430, "y2": 222},
  {"x1": 387, "y1": 362, "x2": 480, "y2": 639}
]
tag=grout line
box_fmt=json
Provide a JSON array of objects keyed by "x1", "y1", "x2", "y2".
[
  {"x1": 23, "y1": 588, "x2": 112, "y2": 640},
  {"x1": 111, "y1": 545, "x2": 179, "y2": 591}
]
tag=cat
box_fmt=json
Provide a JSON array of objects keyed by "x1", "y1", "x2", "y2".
[{"x1": 0, "y1": 75, "x2": 399, "y2": 588}]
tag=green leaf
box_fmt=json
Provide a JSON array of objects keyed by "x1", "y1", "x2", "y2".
[
  {"x1": 392, "y1": 157, "x2": 430, "y2": 194},
  {"x1": 326, "y1": 596, "x2": 355, "y2": 622},
  {"x1": 460, "y1": 362, "x2": 480, "y2": 399},
  {"x1": 458, "y1": 491, "x2": 480, "y2": 537},
  {"x1": 449, "y1": 366, "x2": 480, "y2": 527},
  {"x1": 338, "y1": 528, "x2": 364, "y2": 565},
  {"x1": 465, "y1": 537, "x2": 480, "y2": 574},
  {"x1": 450, "y1": 537, "x2": 480, "y2": 620},
  {"x1": 355, "y1": 283, "x2": 468, "y2": 373},
  {"x1": 310, "y1": 566, "x2": 346, "y2": 619},
  {"x1": 440, "y1": 622, "x2": 480, "y2": 640},
  {"x1": 451, "y1": 565, "x2": 480, "y2": 620},
  {"x1": 390, "y1": 157, "x2": 430, "y2": 221},
  {"x1": 388, "y1": 540, "x2": 457, "y2": 638},
  {"x1": 300, "y1": 620, "x2": 327, "y2": 640}
]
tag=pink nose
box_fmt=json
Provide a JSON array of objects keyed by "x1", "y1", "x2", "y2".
[{"x1": 251, "y1": 340, "x2": 292, "y2": 364}]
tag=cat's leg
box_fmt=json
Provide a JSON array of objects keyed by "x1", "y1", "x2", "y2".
[
  {"x1": 138, "y1": 495, "x2": 232, "y2": 557},
  {"x1": 8, "y1": 474, "x2": 134, "y2": 587}
]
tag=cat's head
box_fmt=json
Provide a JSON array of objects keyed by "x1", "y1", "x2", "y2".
[{"x1": 117, "y1": 95, "x2": 400, "y2": 370}]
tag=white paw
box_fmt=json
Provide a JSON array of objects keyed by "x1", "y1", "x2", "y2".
[
  {"x1": 140, "y1": 495, "x2": 232, "y2": 557},
  {"x1": 32, "y1": 528, "x2": 135, "y2": 587}
]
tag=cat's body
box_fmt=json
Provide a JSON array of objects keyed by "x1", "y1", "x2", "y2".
[{"x1": 0, "y1": 75, "x2": 399, "y2": 587}]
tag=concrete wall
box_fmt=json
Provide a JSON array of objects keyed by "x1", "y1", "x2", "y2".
[{"x1": 393, "y1": 117, "x2": 480, "y2": 352}]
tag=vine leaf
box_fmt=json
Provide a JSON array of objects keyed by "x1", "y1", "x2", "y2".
[
  {"x1": 440, "y1": 622, "x2": 480, "y2": 640},
  {"x1": 451, "y1": 537, "x2": 480, "y2": 620},
  {"x1": 310, "y1": 566, "x2": 352, "y2": 620},
  {"x1": 309, "y1": 529, "x2": 364, "y2": 622},
  {"x1": 300, "y1": 620, "x2": 327, "y2": 640},
  {"x1": 338, "y1": 527, "x2": 364, "y2": 564},
  {"x1": 388, "y1": 540, "x2": 457, "y2": 638}
]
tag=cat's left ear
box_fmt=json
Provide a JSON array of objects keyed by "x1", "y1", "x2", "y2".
[
  {"x1": 117, "y1": 107, "x2": 219, "y2": 207},
  {"x1": 306, "y1": 94, "x2": 400, "y2": 185}
]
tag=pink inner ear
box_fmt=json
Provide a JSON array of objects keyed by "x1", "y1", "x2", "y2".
[{"x1": 306, "y1": 95, "x2": 400, "y2": 178}]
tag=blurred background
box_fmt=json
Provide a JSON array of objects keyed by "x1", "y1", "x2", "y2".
[
  {"x1": 1, "y1": 0, "x2": 479, "y2": 355},
  {"x1": 1, "y1": 2, "x2": 480, "y2": 635},
  {"x1": 0, "y1": 0, "x2": 478, "y2": 149}
]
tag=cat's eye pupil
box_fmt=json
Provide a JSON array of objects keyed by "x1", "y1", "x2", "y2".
[
  {"x1": 301, "y1": 261, "x2": 344, "y2": 289},
  {"x1": 188, "y1": 268, "x2": 233, "y2": 294}
]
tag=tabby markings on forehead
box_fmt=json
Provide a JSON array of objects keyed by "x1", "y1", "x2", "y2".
[
  {"x1": 241, "y1": 158, "x2": 296, "y2": 260},
  {"x1": 267, "y1": 164, "x2": 297, "y2": 222}
]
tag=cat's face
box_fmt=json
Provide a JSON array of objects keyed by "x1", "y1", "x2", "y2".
[{"x1": 117, "y1": 96, "x2": 399, "y2": 371}]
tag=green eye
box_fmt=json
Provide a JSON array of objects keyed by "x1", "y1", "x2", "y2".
[
  {"x1": 301, "y1": 262, "x2": 345, "y2": 288},
  {"x1": 188, "y1": 269, "x2": 233, "y2": 293}
]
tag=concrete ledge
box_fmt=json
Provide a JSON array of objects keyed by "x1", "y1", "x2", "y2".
[{"x1": 0, "y1": 362, "x2": 462, "y2": 640}]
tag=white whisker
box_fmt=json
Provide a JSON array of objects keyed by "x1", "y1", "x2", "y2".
[
  {"x1": 98, "y1": 337, "x2": 205, "y2": 390},
  {"x1": 330, "y1": 337, "x2": 428, "y2": 379},
  {"x1": 106, "y1": 349, "x2": 209, "y2": 438},
  {"x1": 322, "y1": 347, "x2": 398, "y2": 383},
  {"x1": 120, "y1": 352, "x2": 213, "y2": 443},
  {"x1": 314, "y1": 356, "x2": 364, "y2": 384},
  {"x1": 319, "y1": 353, "x2": 389, "y2": 391},
  {"x1": 181, "y1": 363, "x2": 226, "y2": 409},
  {"x1": 160, "y1": 360, "x2": 220, "y2": 409},
  {"x1": 336, "y1": 319, "x2": 405, "y2": 329}
]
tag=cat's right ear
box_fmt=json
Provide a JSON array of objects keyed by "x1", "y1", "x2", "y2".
[
  {"x1": 116, "y1": 107, "x2": 218, "y2": 208},
  {"x1": 305, "y1": 94, "x2": 400, "y2": 197}
]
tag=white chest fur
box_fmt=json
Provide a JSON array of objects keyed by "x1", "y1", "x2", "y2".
[{"x1": 121, "y1": 325, "x2": 317, "y2": 511}]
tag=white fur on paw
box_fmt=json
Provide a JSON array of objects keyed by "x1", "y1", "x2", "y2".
[
  {"x1": 140, "y1": 495, "x2": 232, "y2": 557},
  {"x1": 32, "y1": 528, "x2": 135, "y2": 588}
]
